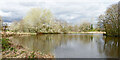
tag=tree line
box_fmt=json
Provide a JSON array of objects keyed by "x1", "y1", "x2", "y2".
[{"x1": 9, "y1": 8, "x2": 94, "y2": 34}]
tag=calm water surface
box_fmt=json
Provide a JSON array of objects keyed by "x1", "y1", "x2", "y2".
[{"x1": 10, "y1": 34, "x2": 119, "y2": 58}]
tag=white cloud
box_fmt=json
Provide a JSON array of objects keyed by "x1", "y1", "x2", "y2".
[
  {"x1": 0, "y1": 0, "x2": 119, "y2": 25},
  {"x1": 0, "y1": 10, "x2": 11, "y2": 17}
]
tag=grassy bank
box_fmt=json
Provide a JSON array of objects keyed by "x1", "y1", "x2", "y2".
[{"x1": 2, "y1": 38, "x2": 54, "y2": 58}]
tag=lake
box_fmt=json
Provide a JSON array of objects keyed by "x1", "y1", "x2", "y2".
[{"x1": 10, "y1": 33, "x2": 119, "y2": 58}]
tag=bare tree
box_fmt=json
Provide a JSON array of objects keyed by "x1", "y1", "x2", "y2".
[
  {"x1": 10, "y1": 8, "x2": 70, "y2": 34},
  {"x1": 79, "y1": 22, "x2": 91, "y2": 32},
  {"x1": 97, "y1": 4, "x2": 119, "y2": 36}
]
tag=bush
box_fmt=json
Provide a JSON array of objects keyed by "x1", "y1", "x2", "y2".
[{"x1": 2, "y1": 38, "x2": 11, "y2": 51}]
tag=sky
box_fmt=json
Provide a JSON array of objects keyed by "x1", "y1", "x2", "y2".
[{"x1": 0, "y1": 0, "x2": 119, "y2": 25}]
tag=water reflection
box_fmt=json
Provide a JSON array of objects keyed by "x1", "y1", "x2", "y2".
[
  {"x1": 97, "y1": 37, "x2": 119, "y2": 58},
  {"x1": 10, "y1": 34, "x2": 119, "y2": 58}
]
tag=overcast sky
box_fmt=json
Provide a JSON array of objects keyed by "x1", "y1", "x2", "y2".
[{"x1": 0, "y1": 0, "x2": 119, "y2": 25}]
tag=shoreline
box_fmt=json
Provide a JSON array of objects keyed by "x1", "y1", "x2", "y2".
[
  {"x1": 1, "y1": 31, "x2": 105, "y2": 58},
  {"x1": 2, "y1": 38, "x2": 54, "y2": 58},
  {"x1": 103, "y1": 33, "x2": 120, "y2": 37},
  {"x1": 1, "y1": 31, "x2": 106, "y2": 36},
  {"x1": 68, "y1": 31, "x2": 106, "y2": 34}
]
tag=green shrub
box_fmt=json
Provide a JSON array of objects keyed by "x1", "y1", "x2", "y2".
[{"x1": 2, "y1": 38, "x2": 11, "y2": 51}]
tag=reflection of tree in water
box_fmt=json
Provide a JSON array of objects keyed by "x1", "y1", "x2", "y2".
[
  {"x1": 104, "y1": 37, "x2": 119, "y2": 58},
  {"x1": 97, "y1": 37, "x2": 119, "y2": 58},
  {"x1": 11, "y1": 34, "x2": 96, "y2": 54},
  {"x1": 78, "y1": 34, "x2": 93, "y2": 44}
]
